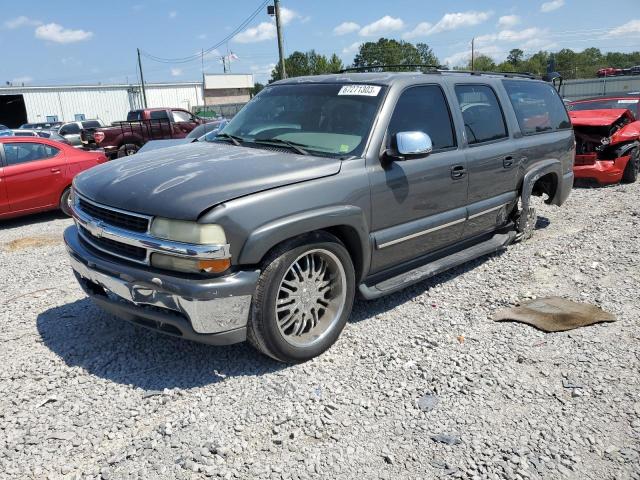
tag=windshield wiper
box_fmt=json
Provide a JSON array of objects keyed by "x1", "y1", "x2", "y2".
[
  {"x1": 254, "y1": 138, "x2": 310, "y2": 155},
  {"x1": 214, "y1": 133, "x2": 243, "y2": 146}
]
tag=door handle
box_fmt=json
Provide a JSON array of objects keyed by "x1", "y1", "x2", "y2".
[
  {"x1": 451, "y1": 165, "x2": 466, "y2": 179},
  {"x1": 50, "y1": 168, "x2": 61, "y2": 174},
  {"x1": 503, "y1": 156, "x2": 514, "y2": 168}
]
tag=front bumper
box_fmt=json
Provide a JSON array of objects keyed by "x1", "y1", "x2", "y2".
[
  {"x1": 64, "y1": 226, "x2": 259, "y2": 345},
  {"x1": 574, "y1": 155, "x2": 630, "y2": 184}
]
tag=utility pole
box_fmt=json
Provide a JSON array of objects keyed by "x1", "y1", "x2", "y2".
[
  {"x1": 274, "y1": 0, "x2": 287, "y2": 79},
  {"x1": 471, "y1": 37, "x2": 475, "y2": 70},
  {"x1": 137, "y1": 48, "x2": 148, "y2": 108}
]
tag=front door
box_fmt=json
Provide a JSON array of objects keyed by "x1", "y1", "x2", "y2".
[
  {"x1": 3, "y1": 140, "x2": 66, "y2": 214},
  {"x1": 368, "y1": 85, "x2": 468, "y2": 274}
]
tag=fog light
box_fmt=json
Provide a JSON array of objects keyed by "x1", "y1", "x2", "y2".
[{"x1": 151, "y1": 254, "x2": 230, "y2": 274}]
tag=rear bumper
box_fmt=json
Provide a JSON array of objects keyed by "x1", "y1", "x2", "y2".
[
  {"x1": 574, "y1": 155, "x2": 630, "y2": 184},
  {"x1": 64, "y1": 226, "x2": 259, "y2": 345}
]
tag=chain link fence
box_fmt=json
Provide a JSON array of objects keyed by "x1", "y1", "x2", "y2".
[{"x1": 192, "y1": 103, "x2": 247, "y2": 119}]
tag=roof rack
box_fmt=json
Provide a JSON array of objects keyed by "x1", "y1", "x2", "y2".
[
  {"x1": 440, "y1": 70, "x2": 538, "y2": 79},
  {"x1": 338, "y1": 64, "x2": 442, "y2": 73}
]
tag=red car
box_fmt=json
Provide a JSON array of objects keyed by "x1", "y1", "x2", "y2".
[
  {"x1": 0, "y1": 137, "x2": 107, "y2": 220},
  {"x1": 568, "y1": 96, "x2": 640, "y2": 184},
  {"x1": 597, "y1": 67, "x2": 624, "y2": 77}
]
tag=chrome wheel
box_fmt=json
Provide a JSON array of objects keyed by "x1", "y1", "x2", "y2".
[{"x1": 275, "y1": 249, "x2": 347, "y2": 348}]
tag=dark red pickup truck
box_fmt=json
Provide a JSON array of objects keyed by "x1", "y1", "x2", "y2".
[{"x1": 81, "y1": 108, "x2": 204, "y2": 158}]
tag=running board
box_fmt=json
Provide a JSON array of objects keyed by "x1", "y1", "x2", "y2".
[{"x1": 359, "y1": 231, "x2": 516, "y2": 300}]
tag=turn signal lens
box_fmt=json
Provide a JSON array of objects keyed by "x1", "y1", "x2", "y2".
[{"x1": 197, "y1": 258, "x2": 231, "y2": 274}]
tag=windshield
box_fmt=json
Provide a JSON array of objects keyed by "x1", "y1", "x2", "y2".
[
  {"x1": 568, "y1": 99, "x2": 639, "y2": 119},
  {"x1": 215, "y1": 83, "x2": 386, "y2": 157}
]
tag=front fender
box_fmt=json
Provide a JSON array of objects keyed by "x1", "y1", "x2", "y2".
[{"x1": 238, "y1": 205, "x2": 371, "y2": 276}]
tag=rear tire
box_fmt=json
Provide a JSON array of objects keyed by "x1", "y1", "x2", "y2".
[
  {"x1": 621, "y1": 148, "x2": 639, "y2": 184},
  {"x1": 60, "y1": 188, "x2": 72, "y2": 217},
  {"x1": 247, "y1": 232, "x2": 356, "y2": 363},
  {"x1": 117, "y1": 143, "x2": 140, "y2": 158}
]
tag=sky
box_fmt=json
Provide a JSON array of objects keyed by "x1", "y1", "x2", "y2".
[{"x1": 2, "y1": 0, "x2": 640, "y2": 86}]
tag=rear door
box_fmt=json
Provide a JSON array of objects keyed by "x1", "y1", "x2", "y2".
[
  {"x1": 3, "y1": 140, "x2": 67, "y2": 213},
  {"x1": 368, "y1": 84, "x2": 468, "y2": 273},
  {"x1": 452, "y1": 83, "x2": 518, "y2": 239}
]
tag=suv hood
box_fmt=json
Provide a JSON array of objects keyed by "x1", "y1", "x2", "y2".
[
  {"x1": 569, "y1": 108, "x2": 633, "y2": 127},
  {"x1": 74, "y1": 142, "x2": 342, "y2": 220}
]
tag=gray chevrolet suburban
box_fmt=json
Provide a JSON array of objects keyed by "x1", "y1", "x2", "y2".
[{"x1": 64, "y1": 69, "x2": 574, "y2": 362}]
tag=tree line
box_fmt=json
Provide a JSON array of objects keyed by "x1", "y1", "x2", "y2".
[{"x1": 251, "y1": 38, "x2": 640, "y2": 92}]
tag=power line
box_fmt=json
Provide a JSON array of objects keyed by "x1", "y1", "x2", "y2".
[{"x1": 141, "y1": 0, "x2": 269, "y2": 64}]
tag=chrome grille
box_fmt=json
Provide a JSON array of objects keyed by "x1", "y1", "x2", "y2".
[
  {"x1": 78, "y1": 197, "x2": 149, "y2": 232},
  {"x1": 79, "y1": 226, "x2": 146, "y2": 261}
]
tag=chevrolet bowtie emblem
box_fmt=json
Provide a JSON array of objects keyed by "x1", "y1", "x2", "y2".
[{"x1": 86, "y1": 220, "x2": 105, "y2": 238}]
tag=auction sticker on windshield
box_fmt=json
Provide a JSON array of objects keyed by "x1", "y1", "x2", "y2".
[{"x1": 338, "y1": 85, "x2": 381, "y2": 96}]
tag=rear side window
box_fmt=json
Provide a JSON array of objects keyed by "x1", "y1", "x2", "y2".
[
  {"x1": 455, "y1": 85, "x2": 508, "y2": 144},
  {"x1": 388, "y1": 85, "x2": 456, "y2": 150},
  {"x1": 503, "y1": 80, "x2": 571, "y2": 135},
  {"x1": 127, "y1": 111, "x2": 143, "y2": 121},
  {"x1": 4, "y1": 142, "x2": 60, "y2": 166},
  {"x1": 150, "y1": 110, "x2": 170, "y2": 120},
  {"x1": 59, "y1": 123, "x2": 81, "y2": 135}
]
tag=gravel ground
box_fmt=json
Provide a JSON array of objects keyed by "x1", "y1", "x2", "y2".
[{"x1": 0, "y1": 183, "x2": 639, "y2": 480}]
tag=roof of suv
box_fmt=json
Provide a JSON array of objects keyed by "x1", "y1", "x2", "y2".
[{"x1": 274, "y1": 71, "x2": 541, "y2": 87}]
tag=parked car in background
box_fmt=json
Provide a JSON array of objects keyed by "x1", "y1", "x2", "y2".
[
  {"x1": 0, "y1": 137, "x2": 107, "y2": 220},
  {"x1": 137, "y1": 118, "x2": 228, "y2": 153},
  {"x1": 0, "y1": 124, "x2": 12, "y2": 137},
  {"x1": 568, "y1": 95, "x2": 640, "y2": 184},
  {"x1": 81, "y1": 108, "x2": 204, "y2": 158},
  {"x1": 597, "y1": 67, "x2": 625, "y2": 77},
  {"x1": 629, "y1": 66, "x2": 640, "y2": 76},
  {"x1": 65, "y1": 70, "x2": 574, "y2": 362},
  {"x1": 56, "y1": 120, "x2": 106, "y2": 147},
  {"x1": 19, "y1": 121, "x2": 63, "y2": 130},
  {"x1": 12, "y1": 129, "x2": 72, "y2": 145}
]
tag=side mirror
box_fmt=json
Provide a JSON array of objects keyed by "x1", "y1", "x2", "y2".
[{"x1": 395, "y1": 131, "x2": 433, "y2": 158}]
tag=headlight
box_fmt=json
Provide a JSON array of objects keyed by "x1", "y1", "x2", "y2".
[
  {"x1": 150, "y1": 217, "x2": 226, "y2": 245},
  {"x1": 149, "y1": 218, "x2": 230, "y2": 274}
]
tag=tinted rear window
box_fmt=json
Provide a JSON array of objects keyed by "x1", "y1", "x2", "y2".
[
  {"x1": 503, "y1": 80, "x2": 571, "y2": 135},
  {"x1": 150, "y1": 110, "x2": 170, "y2": 120},
  {"x1": 82, "y1": 120, "x2": 102, "y2": 128}
]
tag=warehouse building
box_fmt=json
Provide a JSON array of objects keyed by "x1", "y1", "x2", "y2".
[{"x1": 0, "y1": 73, "x2": 254, "y2": 128}]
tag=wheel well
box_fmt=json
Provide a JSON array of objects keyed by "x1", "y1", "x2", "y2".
[
  {"x1": 531, "y1": 172, "x2": 558, "y2": 203},
  {"x1": 323, "y1": 225, "x2": 364, "y2": 282},
  {"x1": 257, "y1": 226, "x2": 365, "y2": 282}
]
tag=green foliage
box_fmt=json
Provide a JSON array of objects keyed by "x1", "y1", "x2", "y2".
[
  {"x1": 468, "y1": 54, "x2": 496, "y2": 72},
  {"x1": 270, "y1": 50, "x2": 344, "y2": 82},
  {"x1": 493, "y1": 48, "x2": 640, "y2": 78},
  {"x1": 251, "y1": 82, "x2": 264, "y2": 96},
  {"x1": 352, "y1": 38, "x2": 440, "y2": 70},
  {"x1": 507, "y1": 49, "x2": 524, "y2": 67}
]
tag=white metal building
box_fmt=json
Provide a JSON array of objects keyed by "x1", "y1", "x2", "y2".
[{"x1": 0, "y1": 82, "x2": 204, "y2": 128}]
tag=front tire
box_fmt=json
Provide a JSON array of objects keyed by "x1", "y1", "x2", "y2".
[
  {"x1": 621, "y1": 148, "x2": 639, "y2": 184},
  {"x1": 117, "y1": 143, "x2": 140, "y2": 158},
  {"x1": 60, "y1": 188, "x2": 72, "y2": 217},
  {"x1": 247, "y1": 232, "x2": 356, "y2": 363}
]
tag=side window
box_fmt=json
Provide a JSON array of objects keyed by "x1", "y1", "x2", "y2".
[
  {"x1": 455, "y1": 85, "x2": 508, "y2": 145},
  {"x1": 150, "y1": 110, "x2": 170, "y2": 121},
  {"x1": 388, "y1": 85, "x2": 456, "y2": 151},
  {"x1": 503, "y1": 80, "x2": 571, "y2": 135},
  {"x1": 4, "y1": 142, "x2": 60, "y2": 166},
  {"x1": 82, "y1": 120, "x2": 101, "y2": 128},
  {"x1": 60, "y1": 123, "x2": 81, "y2": 135},
  {"x1": 172, "y1": 110, "x2": 192, "y2": 123}
]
